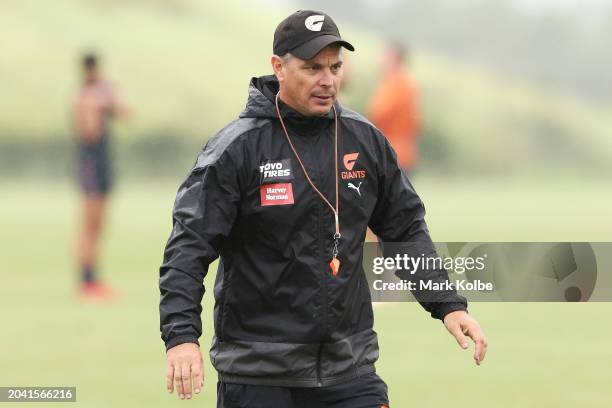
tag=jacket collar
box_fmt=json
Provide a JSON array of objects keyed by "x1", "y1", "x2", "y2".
[{"x1": 240, "y1": 75, "x2": 341, "y2": 135}]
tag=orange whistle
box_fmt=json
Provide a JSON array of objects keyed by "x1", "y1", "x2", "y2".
[{"x1": 330, "y1": 257, "x2": 340, "y2": 276}]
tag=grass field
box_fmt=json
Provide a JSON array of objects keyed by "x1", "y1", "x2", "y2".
[{"x1": 1, "y1": 178, "x2": 611, "y2": 407}]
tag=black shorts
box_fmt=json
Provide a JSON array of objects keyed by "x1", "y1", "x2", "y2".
[
  {"x1": 78, "y1": 136, "x2": 112, "y2": 195},
  {"x1": 217, "y1": 372, "x2": 390, "y2": 408}
]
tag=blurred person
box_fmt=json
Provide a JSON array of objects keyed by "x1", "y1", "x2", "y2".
[
  {"x1": 72, "y1": 52, "x2": 127, "y2": 299},
  {"x1": 367, "y1": 42, "x2": 421, "y2": 172},
  {"x1": 159, "y1": 10, "x2": 487, "y2": 407}
]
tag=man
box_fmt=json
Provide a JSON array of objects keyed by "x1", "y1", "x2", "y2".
[
  {"x1": 73, "y1": 53, "x2": 126, "y2": 299},
  {"x1": 367, "y1": 42, "x2": 420, "y2": 172},
  {"x1": 159, "y1": 10, "x2": 487, "y2": 407}
]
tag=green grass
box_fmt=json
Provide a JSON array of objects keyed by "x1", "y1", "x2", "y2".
[{"x1": 1, "y1": 179, "x2": 611, "y2": 407}]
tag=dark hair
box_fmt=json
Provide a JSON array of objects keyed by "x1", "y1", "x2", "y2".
[{"x1": 82, "y1": 53, "x2": 98, "y2": 69}]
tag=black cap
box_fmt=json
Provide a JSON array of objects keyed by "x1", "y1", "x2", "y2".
[{"x1": 273, "y1": 10, "x2": 355, "y2": 60}]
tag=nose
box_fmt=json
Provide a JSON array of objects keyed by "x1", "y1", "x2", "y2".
[{"x1": 319, "y1": 69, "x2": 334, "y2": 88}]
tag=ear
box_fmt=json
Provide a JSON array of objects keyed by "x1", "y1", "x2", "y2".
[{"x1": 271, "y1": 55, "x2": 285, "y2": 83}]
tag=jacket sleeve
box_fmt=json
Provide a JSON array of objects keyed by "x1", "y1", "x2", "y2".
[
  {"x1": 368, "y1": 132, "x2": 467, "y2": 321},
  {"x1": 159, "y1": 144, "x2": 241, "y2": 351}
]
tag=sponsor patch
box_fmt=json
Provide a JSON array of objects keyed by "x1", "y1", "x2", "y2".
[
  {"x1": 260, "y1": 158, "x2": 293, "y2": 183},
  {"x1": 343, "y1": 152, "x2": 359, "y2": 170},
  {"x1": 260, "y1": 183, "x2": 294, "y2": 206},
  {"x1": 341, "y1": 152, "x2": 366, "y2": 180}
]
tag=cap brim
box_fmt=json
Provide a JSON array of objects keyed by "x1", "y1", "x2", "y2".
[{"x1": 291, "y1": 35, "x2": 355, "y2": 60}]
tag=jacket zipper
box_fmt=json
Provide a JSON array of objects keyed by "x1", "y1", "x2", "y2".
[
  {"x1": 296, "y1": 127, "x2": 329, "y2": 387},
  {"x1": 315, "y1": 186, "x2": 328, "y2": 387},
  {"x1": 313, "y1": 138, "x2": 330, "y2": 387},
  {"x1": 316, "y1": 342, "x2": 324, "y2": 387}
]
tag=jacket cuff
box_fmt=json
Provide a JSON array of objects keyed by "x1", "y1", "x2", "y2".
[
  {"x1": 432, "y1": 302, "x2": 468, "y2": 321},
  {"x1": 165, "y1": 335, "x2": 200, "y2": 352}
]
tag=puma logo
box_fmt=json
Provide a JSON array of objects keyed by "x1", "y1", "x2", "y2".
[{"x1": 348, "y1": 181, "x2": 362, "y2": 196}]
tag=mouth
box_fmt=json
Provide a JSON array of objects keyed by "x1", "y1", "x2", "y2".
[{"x1": 312, "y1": 94, "x2": 334, "y2": 102}]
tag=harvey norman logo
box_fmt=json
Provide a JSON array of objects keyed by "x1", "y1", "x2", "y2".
[
  {"x1": 260, "y1": 183, "x2": 294, "y2": 206},
  {"x1": 259, "y1": 159, "x2": 294, "y2": 206}
]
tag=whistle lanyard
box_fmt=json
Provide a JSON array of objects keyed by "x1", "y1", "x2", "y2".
[{"x1": 275, "y1": 93, "x2": 342, "y2": 276}]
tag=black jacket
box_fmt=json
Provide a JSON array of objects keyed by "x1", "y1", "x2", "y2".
[{"x1": 159, "y1": 75, "x2": 467, "y2": 387}]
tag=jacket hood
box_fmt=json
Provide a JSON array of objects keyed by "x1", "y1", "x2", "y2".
[{"x1": 239, "y1": 75, "x2": 342, "y2": 126}]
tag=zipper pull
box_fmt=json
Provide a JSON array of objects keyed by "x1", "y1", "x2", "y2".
[
  {"x1": 330, "y1": 232, "x2": 341, "y2": 276},
  {"x1": 330, "y1": 257, "x2": 340, "y2": 276}
]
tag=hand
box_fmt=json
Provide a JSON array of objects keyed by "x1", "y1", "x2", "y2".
[
  {"x1": 166, "y1": 343, "x2": 204, "y2": 400},
  {"x1": 443, "y1": 310, "x2": 488, "y2": 366}
]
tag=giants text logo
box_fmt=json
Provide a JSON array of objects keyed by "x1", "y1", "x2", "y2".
[{"x1": 341, "y1": 152, "x2": 366, "y2": 180}]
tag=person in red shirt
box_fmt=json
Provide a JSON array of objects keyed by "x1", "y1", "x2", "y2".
[{"x1": 367, "y1": 43, "x2": 421, "y2": 172}]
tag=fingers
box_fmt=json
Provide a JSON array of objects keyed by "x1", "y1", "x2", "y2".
[
  {"x1": 192, "y1": 362, "x2": 204, "y2": 395},
  {"x1": 170, "y1": 361, "x2": 200, "y2": 399},
  {"x1": 166, "y1": 364, "x2": 174, "y2": 394},
  {"x1": 165, "y1": 343, "x2": 203, "y2": 399},
  {"x1": 445, "y1": 313, "x2": 489, "y2": 366},
  {"x1": 181, "y1": 364, "x2": 193, "y2": 399},
  {"x1": 475, "y1": 335, "x2": 488, "y2": 366},
  {"x1": 466, "y1": 326, "x2": 488, "y2": 366},
  {"x1": 174, "y1": 365, "x2": 184, "y2": 399},
  {"x1": 449, "y1": 323, "x2": 469, "y2": 349}
]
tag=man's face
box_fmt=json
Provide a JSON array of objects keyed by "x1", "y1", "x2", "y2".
[{"x1": 273, "y1": 45, "x2": 344, "y2": 117}]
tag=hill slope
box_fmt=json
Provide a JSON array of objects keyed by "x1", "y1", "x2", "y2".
[{"x1": 1, "y1": 0, "x2": 611, "y2": 177}]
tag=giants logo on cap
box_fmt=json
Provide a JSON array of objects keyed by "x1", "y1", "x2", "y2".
[{"x1": 305, "y1": 15, "x2": 325, "y2": 31}]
